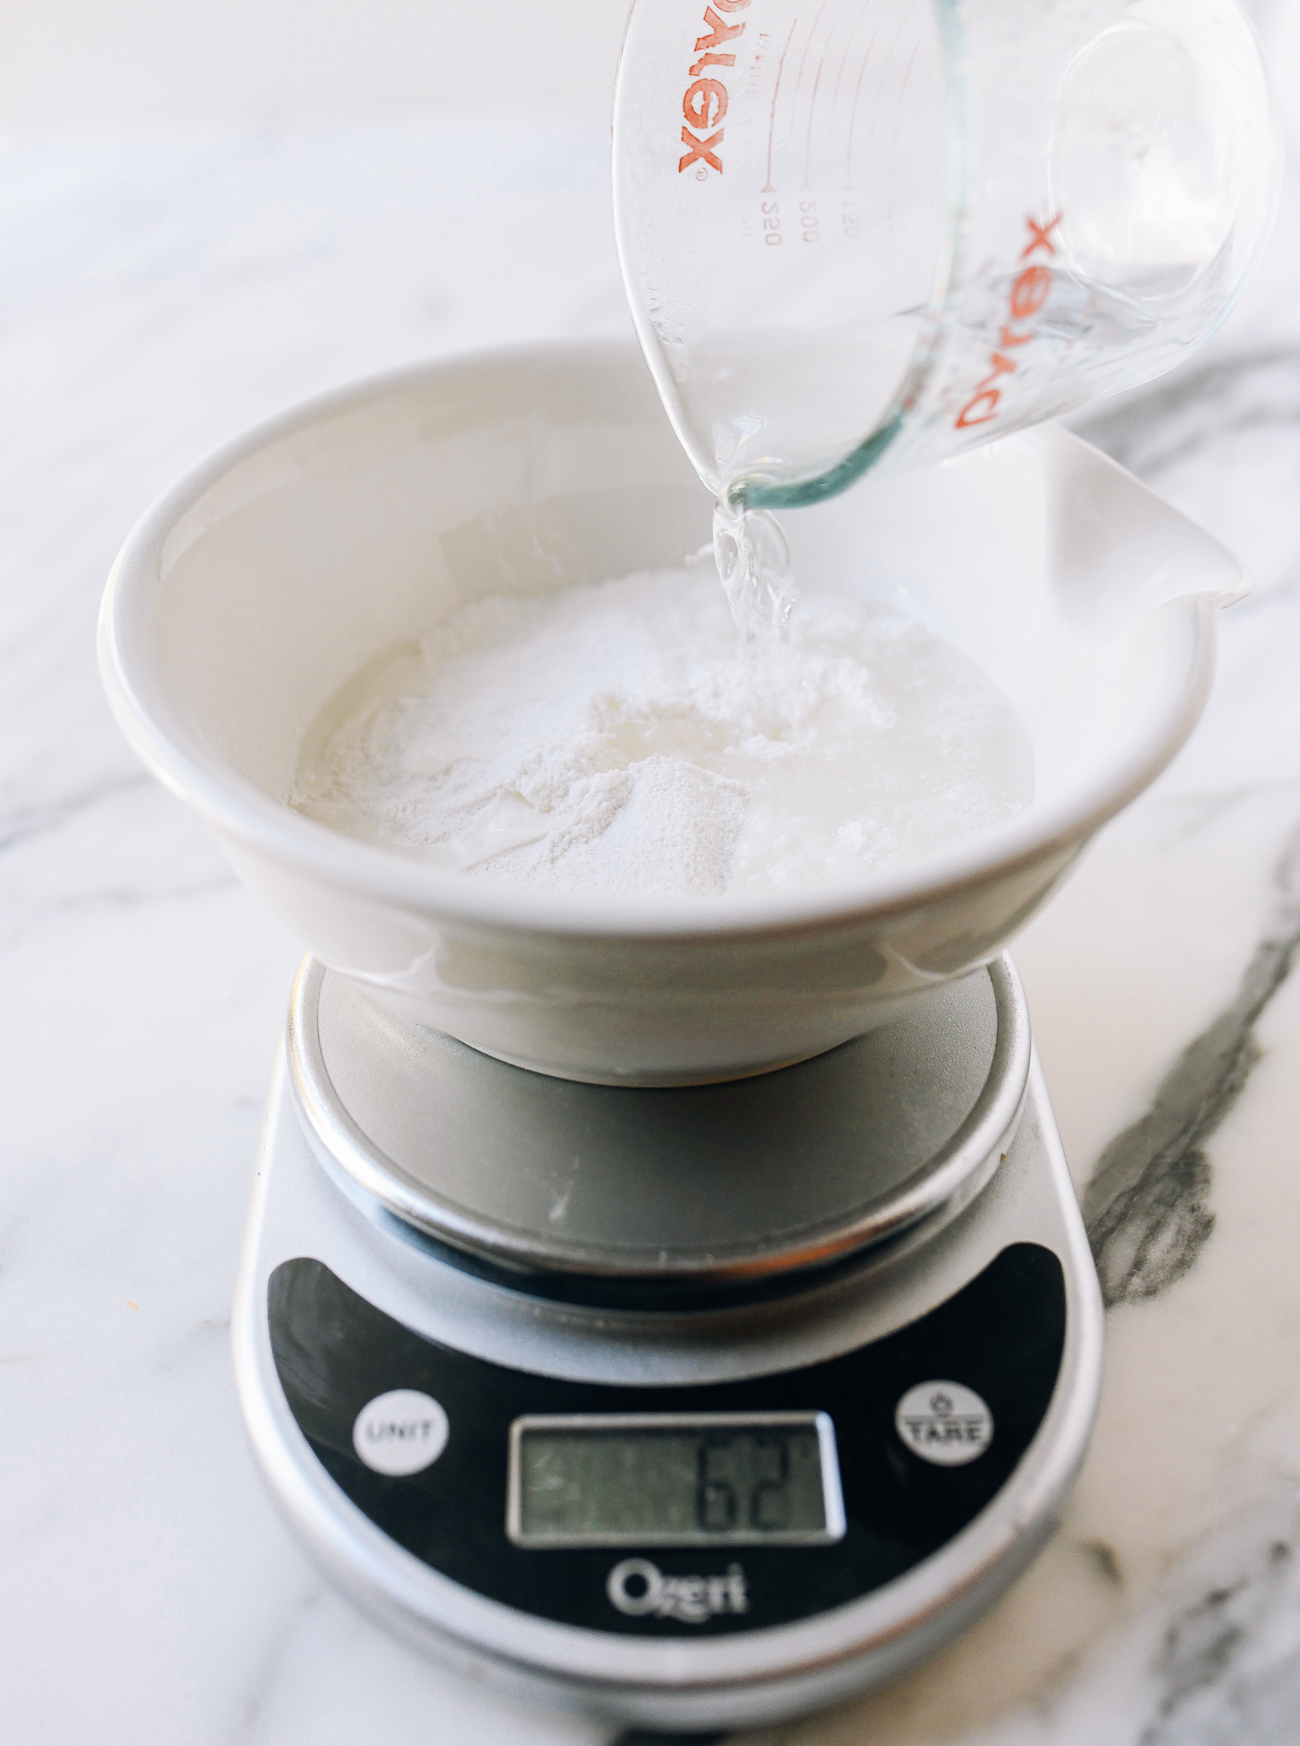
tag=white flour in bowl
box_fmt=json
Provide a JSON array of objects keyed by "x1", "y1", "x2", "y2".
[{"x1": 292, "y1": 568, "x2": 1032, "y2": 898}]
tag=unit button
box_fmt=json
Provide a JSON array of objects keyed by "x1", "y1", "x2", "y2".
[
  {"x1": 352, "y1": 1390, "x2": 449, "y2": 1476},
  {"x1": 895, "y1": 1381, "x2": 993, "y2": 1467}
]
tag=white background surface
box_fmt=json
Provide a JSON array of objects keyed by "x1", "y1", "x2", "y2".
[
  {"x1": 0, "y1": 0, "x2": 628, "y2": 130},
  {"x1": 3, "y1": 3, "x2": 1300, "y2": 1743}
]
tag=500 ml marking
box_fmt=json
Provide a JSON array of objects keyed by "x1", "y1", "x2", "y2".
[
  {"x1": 678, "y1": 1, "x2": 753, "y2": 177},
  {"x1": 608, "y1": 1556, "x2": 749, "y2": 1624}
]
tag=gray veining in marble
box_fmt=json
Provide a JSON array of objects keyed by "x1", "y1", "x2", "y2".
[
  {"x1": 4, "y1": 3, "x2": 1300, "y2": 1735},
  {"x1": 1084, "y1": 824, "x2": 1300, "y2": 1308}
]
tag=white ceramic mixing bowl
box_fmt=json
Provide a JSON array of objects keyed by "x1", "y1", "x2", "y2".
[{"x1": 99, "y1": 342, "x2": 1244, "y2": 1083}]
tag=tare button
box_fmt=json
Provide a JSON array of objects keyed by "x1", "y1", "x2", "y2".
[
  {"x1": 352, "y1": 1390, "x2": 450, "y2": 1476},
  {"x1": 894, "y1": 1381, "x2": 993, "y2": 1467}
]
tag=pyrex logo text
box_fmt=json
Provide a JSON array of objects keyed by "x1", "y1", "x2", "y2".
[
  {"x1": 954, "y1": 213, "x2": 1062, "y2": 431},
  {"x1": 679, "y1": 1, "x2": 752, "y2": 176}
]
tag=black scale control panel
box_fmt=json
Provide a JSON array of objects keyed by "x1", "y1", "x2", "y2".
[{"x1": 269, "y1": 1245, "x2": 1065, "y2": 1636}]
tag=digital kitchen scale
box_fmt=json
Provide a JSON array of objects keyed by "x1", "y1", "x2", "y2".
[{"x1": 232, "y1": 953, "x2": 1103, "y2": 1731}]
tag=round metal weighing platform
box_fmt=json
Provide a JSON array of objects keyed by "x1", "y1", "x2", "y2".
[
  {"x1": 286, "y1": 957, "x2": 1031, "y2": 1294},
  {"x1": 237, "y1": 951, "x2": 1102, "y2": 1729}
]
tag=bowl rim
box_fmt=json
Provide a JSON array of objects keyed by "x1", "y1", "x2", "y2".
[{"x1": 97, "y1": 340, "x2": 1246, "y2": 944}]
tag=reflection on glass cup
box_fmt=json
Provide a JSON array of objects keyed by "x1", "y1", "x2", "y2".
[{"x1": 614, "y1": 0, "x2": 1282, "y2": 508}]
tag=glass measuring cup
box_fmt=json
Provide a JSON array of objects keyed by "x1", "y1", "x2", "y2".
[{"x1": 613, "y1": 0, "x2": 1281, "y2": 518}]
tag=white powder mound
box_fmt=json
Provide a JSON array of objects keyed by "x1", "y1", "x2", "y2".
[{"x1": 293, "y1": 568, "x2": 1033, "y2": 899}]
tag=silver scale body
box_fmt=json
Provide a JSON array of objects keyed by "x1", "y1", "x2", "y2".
[{"x1": 233, "y1": 954, "x2": 1104, "y2": 1731}]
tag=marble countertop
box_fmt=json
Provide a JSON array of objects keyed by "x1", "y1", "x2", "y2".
[{"x1": 4, "y1": 9, "x2": 1300, "y2": 1740}]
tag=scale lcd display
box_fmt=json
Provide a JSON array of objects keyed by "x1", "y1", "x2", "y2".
[{"x1": 507, "y1": 1412, "x2": 845, "y2": 1548}]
